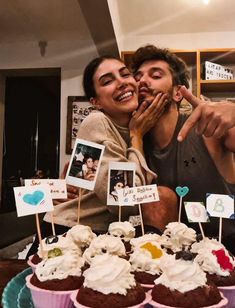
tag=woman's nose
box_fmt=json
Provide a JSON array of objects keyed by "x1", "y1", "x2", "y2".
[{"x1": 116, "y1": 77, "x2": 128, "y2": 88}]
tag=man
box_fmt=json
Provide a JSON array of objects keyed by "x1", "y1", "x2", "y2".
[{"x1": 131, "y1": 45, "x2": 235, "y2": 253}]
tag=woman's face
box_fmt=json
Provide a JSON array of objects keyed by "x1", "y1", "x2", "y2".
[
  {"x1": 86, "y1": 158, "x2": 93, "y2": 169},
  {"x1": 92, "y1": 59, "x2": 138, "y2": 126}
]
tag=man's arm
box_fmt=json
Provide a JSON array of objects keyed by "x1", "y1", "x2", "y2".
[{"x1": 178, "y1": 86, "x2": 235, "y2": 152}]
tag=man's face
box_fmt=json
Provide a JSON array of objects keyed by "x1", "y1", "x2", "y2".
[{"x1": 134, "y1": 60, "x2": 174, "y2": 104}]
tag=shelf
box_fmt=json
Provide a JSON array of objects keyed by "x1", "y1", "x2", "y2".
[
  {"x1": 200, "y1": 80, "x2": 235, "y2": 92},
  {"x1": 200, "y1": 49, "x2": 235, "y2": 65}
]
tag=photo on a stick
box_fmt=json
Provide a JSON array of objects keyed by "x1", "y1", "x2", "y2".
[
  {"x1": 66, "y1": 138, "x2": 105, "y2": 190},
  {"x1": 107, "y1": 162, "x2": 135, "y2": 205}
]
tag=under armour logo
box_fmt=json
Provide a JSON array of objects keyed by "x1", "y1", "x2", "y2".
[{"x1": 184, "y1": 157, "x2": 197, "y2": 167}]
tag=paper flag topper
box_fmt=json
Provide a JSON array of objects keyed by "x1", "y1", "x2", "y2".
[
  {"x1": 14, "y1": 185, "x2": 54, "y2": 217},
  {"x1": 184, "y1": 202, "x2": 210, "y2": 223},
  {"x1": 206, "y1": 193, "x2": 234, "y2": 219}
]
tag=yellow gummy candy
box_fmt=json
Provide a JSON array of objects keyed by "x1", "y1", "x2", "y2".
[{"x1": 141, "y1": 242, "x2": 163, "y2": 259}]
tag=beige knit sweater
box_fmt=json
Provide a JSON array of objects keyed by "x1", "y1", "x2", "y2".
[{"x1": 44, "y1": 111, "x2": 156, "y2": 232}]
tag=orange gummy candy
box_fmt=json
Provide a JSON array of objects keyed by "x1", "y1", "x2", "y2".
[{"x1": 141, "y1": 242, "x2": 163, "y2": 259}]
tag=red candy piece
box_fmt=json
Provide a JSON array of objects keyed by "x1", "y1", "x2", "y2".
[{"x1": 212, "y1": 248, "x2": 233, "y2": 271}]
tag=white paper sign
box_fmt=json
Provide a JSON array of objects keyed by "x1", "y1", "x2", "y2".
[
  {"x1": 206, "y1": 193, "x2": 234, "y2": 219},
  {"x1": 14, "y1": 185, "x2": 54, "y2": 217},
  {"x1": 117, "y1": 184, "x2": 159, "y2": 206},
  {"x1": 184, "y1": 201, "x2": 210, "y2": 223},
  {"x1": 24, "y1": 179, "x2": 67, "y2": 199}
]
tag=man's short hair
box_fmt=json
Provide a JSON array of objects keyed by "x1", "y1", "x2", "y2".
[{"x1": 131, "y1": 45, "x2": 190, "y2": 88}]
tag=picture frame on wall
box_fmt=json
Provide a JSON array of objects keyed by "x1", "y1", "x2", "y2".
[{"x1": 66, "y1": 96, "x2": 95, "y2": 154}]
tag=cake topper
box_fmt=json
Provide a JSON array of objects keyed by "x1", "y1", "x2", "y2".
[{"x1": 175, "y1": 186, "x2": 189, "y2": 222}]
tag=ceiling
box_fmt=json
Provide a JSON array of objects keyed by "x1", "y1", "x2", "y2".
[
  {"x1": 115, "y1": 0, "x2": 235, "y2": 36},
  {"x1": 0, "y1": 0, "x2": 234, "y2": 64}
]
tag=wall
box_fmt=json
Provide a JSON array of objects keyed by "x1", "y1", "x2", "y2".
[{"x1": 0, "y1": 39, "x2": 98, "y2": 178}]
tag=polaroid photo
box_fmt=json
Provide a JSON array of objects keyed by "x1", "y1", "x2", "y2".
[
  {"x1": 66, "y1": 138, "x2": 105, "y2": 191},
  {"x1": 107, "y1": 162, "x2": 136, "y2": 206}
]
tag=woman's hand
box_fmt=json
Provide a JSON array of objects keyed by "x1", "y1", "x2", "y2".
[{"x1": 129, "y1": 92, "x2": 168, "y2": 138}]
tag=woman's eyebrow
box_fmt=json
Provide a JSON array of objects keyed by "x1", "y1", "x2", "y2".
[{"x1": 98, "y1": 72, "x2": 113, "y2": 82}]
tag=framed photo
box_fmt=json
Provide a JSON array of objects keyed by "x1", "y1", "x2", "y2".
[
  {"x1": 66, "y1": 96, "x2": 96, "y2": 154},
  {"x1": 107, "y1": 162, "x2": 135, "y2": 205},
  {"x1": 66, "y1": 138, "x2": 105, "y2": 191}
]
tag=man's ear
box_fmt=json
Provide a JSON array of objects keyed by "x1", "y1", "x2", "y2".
[
  {"x1": 172, "y1": 85, "x2": 183, "y2": 103},
  {"x1": 90, "y1": 97, "x2": 101, "y2": 109}
]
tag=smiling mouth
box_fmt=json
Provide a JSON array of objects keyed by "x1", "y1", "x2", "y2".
[{"x1": 117, "y1": 91, "x2": 134, "y2": 102}]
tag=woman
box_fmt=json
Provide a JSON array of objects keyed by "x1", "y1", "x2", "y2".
[{"x1": 27, "y1": 55, "x2": 170, "y2": 257}]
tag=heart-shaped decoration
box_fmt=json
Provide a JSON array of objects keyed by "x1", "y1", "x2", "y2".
[
  {"x1": 23, "y1": 190, "x2": 44, "y2": 206},
  {"x1": 175, "y1": 186, "x2": 189, "y2": 197}
]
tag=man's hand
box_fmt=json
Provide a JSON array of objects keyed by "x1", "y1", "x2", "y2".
[
  {"x1": 177, "y1": 86, "x2": 235, "y2": 142},
  {"x1": 53, "y1": 162, "x2": 79, "y2": 205}
]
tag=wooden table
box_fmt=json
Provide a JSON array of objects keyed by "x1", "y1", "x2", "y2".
[{"x1": 0, "y1": 259, "x2": 27, "y2": 306}]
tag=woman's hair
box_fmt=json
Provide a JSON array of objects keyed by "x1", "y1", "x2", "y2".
[
  {"x1": 131, "y1": 45, "x2": 190, "y2": 88},
  {"x1": 83, "y1": 55, "x2": 123, "y2": 100}
]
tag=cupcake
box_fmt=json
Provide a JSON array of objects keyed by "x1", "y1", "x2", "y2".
[
  {"x1": 108, "y1": 221, "x2": 135, "y2": 252},
  {"x1": 192, "y1": 239, "x2": 235, "y2": 307},
  {"x1": 71, "y1": 254, "x2": 149, "y2": 308},
  {"x1": 159, "y1": 222, "x2": 196, "y2": 253},
  {"x1": 26, "y1": 251, "x2": 85, "y2": 308},
  {"x1": 150, "y1": 252, "x2": 225, "y2": 308},
  {"x1": 28, "y1": 224, "x2": 93, "y2": 270},
  {"x1": 82, "y1": 234, "x2": 126, "y2": 265},
  {"x1": 129, "y1": 241, "x2": 165, "y2": 288}
]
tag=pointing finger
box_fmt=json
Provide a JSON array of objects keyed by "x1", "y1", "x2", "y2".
[
  {"x1": 177, "y1": 107, "x2": 202, "y2": 142},
  {"x1": 179, "y1": 86, "x2": 202, "y2": 108}
]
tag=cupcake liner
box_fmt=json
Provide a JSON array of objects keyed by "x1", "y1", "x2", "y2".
[
  {"x1": 70, "y1": 290, "x2": 151, "y2": 308},
  {"x1": 148, "y1": 291, "x2": 228, "y2": 308},
  {"x1": 27, "y1": 256, "x2": 37, "y2": 273},
  {"x1": 26, "y1": 274, "x2": 75, "y2": 308},
  {"x1": 140, "y1": 283, "x2": 154, "y2": 292},
  {"x1": 218, "y1": 285, "x2": 235, "y2": 308}
]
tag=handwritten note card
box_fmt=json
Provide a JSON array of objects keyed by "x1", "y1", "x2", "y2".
[
  {"x1": 206, "y1": 193, "x2": 234, "y2": 219},
  {"x1": 24, "y1": 179, "x2": 67, "y2": 199},
  {"x1": 14, "y1": 185, "x2": 54, "y2": 217},
  {"x1": 184, "y1": 202, "x2": 210, "y2": 223},
  {"x1": 117, "y1": 184, "x2": 159, "y2": 206}
]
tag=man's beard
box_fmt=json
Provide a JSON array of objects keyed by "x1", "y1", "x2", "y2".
[{"x1": 139, "y1": 88, "x2": 173, "y2": 112}]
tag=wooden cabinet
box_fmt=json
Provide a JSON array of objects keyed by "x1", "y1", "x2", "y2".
[
  {"x1": 121, "y1": 48, "x2": 235, "y2": 102},
  {"x1": 198, "y1": 48, "x2": 235, "y2": 100}
]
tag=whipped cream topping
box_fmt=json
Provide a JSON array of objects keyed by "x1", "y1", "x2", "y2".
[
  {"x1": 83, "y1": 254, "x2": 136, "y2": 295},
  {"x1": 154, "y1": 254, "x2": 207, "y2": 293},
  {"x1": 129, "y1": 243, "x2": 165, "y2": 275},
  {"x1": 83, "y1": 234, "x2": 126, "y2": 264},
  {"x1": 130, "y1": 233, "x2": 161, "y2": 248},
  {"x1": 191, "y1": 237, "x2": 225, "y2": 254},
  {"x1": 192, "y1": 239, "x2": 235, "y2": 276},
  {"x1": 35, "y1": 252, "x2": 85, "y2": 282},
  {"x1": 160, "y1": 222, "x2": 196, "y2": 252},
  {"x1": 66, "y1": 224, "x2": 96, "y2": 248},
  {"x1": 108, "y1": 221, "x2": 135, "y2": 241},
  {"x1": 38, "y1": 234, "x2": 82, "y2": 258}
]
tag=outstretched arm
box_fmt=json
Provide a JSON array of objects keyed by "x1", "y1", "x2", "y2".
[{"x1": 177, "y1": 86, "x2": 235, "y2": 152}]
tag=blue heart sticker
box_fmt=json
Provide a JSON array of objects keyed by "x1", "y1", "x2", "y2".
[
  {"x1": 23, "y1": 190, "x2": 44, "y2": 206},
  {"x1": 175, "y1": 186, "x2": 189, "y2": 197}
]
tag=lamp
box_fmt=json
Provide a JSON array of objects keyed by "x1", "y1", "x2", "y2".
[{"x1": 38, "y1": 40, "x2": 47, "y2": 57}]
